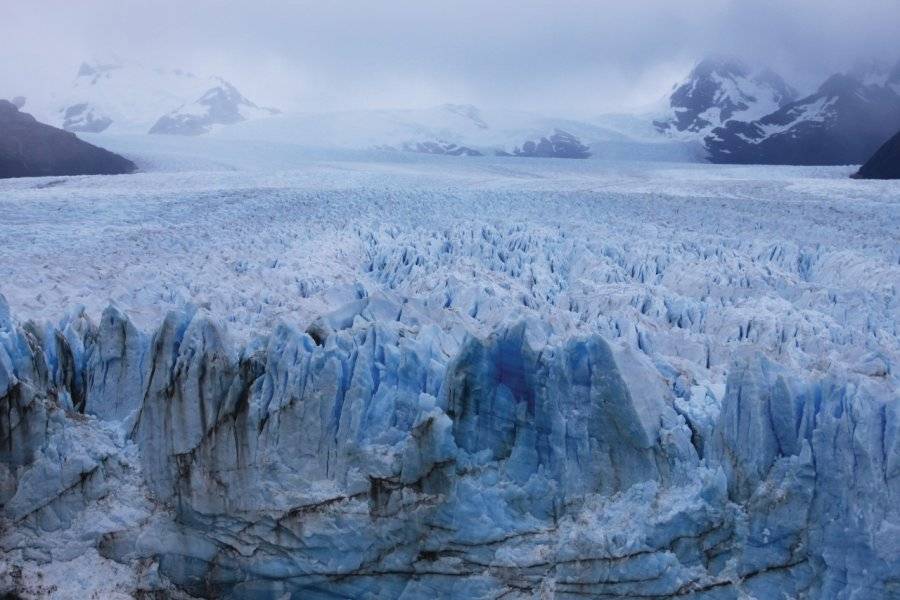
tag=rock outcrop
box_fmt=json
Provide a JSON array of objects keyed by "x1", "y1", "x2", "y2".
[
  {"x1": 707, "y1": 73, "x2": 900, "y2": 165},
  {"x1": 852, "y1": 129, "x2": 900, "y2": 179},
  {"x1": 654, "y1": 58, "x2": 796, "y2": 138},
  {"x1": 658, "y1": 57, "x2": 900, "y2": 165},
  {"x1": 0, "y1": 100, "x2": 135, "y2": 178},
  {"x1": 505, "y1": 130, "x2": 591, "y2": 158}
]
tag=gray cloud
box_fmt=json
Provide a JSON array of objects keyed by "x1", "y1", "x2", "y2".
[{"x1": 4, "y1": 0, "x2": 900, "y2": 113}]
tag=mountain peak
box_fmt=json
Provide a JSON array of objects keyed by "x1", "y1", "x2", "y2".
[
  {"x1": 655, "y1": 58, "x2": 795, "y2": 136},
  {"x1": 442, "y1": 103, "x2": 488, "y2": 129},
  {"x1": 47, "y1": 59, "x2": 275, "y2": 135},
  {"x1": 690, "y1": 57, "x2": 749, "y2": 79},
  {"x1": 847, "y1": 58, "x2": 894, "y2": 87},
  {"x1": 149, "y1": 79, "x2": 278, "y2": 136},
  {"x1": 706, "y1": 62, "x2": 900, "y2": 165},
  {"x1": 753, "y1": 68, "x2": 798, "y2": 105},
  {"x1": 75, "y1": 55, "x2": 127, "y2": 78},
  {"x1": 818, "y1": 73, "x2": 865, "y2": 97}
]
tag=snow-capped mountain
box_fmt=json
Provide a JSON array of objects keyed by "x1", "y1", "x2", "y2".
[
  {"x1": 35, "y1": 60, "x2": 277, "y2": 135},
  {"x1": 653, "y1": 58, "x2": 797, "y2": 138},
  {"x1": 847, "y1": 58, "x2": 900, "y2": 91},
  {"x1": 707, "y1": 65, "x2": 900, "y2": 165},
  {"x1": 149, "y1": 80, "x2": 278, "y2": 135}
]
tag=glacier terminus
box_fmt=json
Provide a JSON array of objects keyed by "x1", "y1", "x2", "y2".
[{"x1": 1, "y1": 151, "x2": 898, "y2": 599}]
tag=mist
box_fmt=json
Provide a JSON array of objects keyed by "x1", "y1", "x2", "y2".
[{"x1": 4, "y1": 0, "x2": 900, "y2": 114}]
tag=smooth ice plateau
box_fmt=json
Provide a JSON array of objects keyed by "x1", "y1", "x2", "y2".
[{"x1": 1, "y1": 147, "x2": 898, "y2": 599}]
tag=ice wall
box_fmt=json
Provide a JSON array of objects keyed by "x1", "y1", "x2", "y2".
[{"x1": 2, "y1": 291, "x2": 898, "y2": 599}]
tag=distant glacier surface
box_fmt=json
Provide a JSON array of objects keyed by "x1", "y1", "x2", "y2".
[{"x1": 1, "y1": 147, "x2": 898, "y2": 599}]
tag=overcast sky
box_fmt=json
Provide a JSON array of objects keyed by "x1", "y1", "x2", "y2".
[{"x1": 4, "y1": 0, "x2": 900, "y2": 114}]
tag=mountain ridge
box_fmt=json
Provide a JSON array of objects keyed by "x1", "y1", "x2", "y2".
[{"x1": 0, "y1": 99, "x2": 135, "y2": 178}]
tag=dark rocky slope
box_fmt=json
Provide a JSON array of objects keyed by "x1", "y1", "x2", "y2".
[
  {"x1": 654, "y1": 58, "x2": 796, "y2": 136},
  {"x1": 0, "y1": 100, "x2": 135, "y2": 178},
  {"x1": 707, "y1": 74, "x2": 900, "y2": 165},
  {"x1": 853, "y1": 129, "x2": 900, "y2": 179}
]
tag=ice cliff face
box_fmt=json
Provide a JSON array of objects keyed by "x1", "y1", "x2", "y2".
[{"x1": 2, "y1": 286, "x2": 897, "y2": 598}]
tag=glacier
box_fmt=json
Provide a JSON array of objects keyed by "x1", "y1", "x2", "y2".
[{"x1": 0, "y1": 153, "x2": 898, "y2": 599}]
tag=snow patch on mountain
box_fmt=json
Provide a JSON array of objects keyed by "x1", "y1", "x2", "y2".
[
  {"x1": 654, "y1": 58, "x2": 797, "y2": 138},
  {"x1": 751, "y1": 96, "x2": 837, "y2": 140},
  {"x1": 35, "y1": 60, "x2": 275, "y2": 135},
  {"x1": 149, "y1": 80, "x2": 279, "y2": 136},
  {"x1": 707, "y1": 69, "x2": 900, "y2": 165}
]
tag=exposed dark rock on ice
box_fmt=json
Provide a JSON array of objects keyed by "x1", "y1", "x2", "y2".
[
  {"x1": 707, "y1": 73, "x2": 900, "y2": 165},
  {"x1": 658, "y1": 56, "x2": 900, "y2": 166},
  {"x1": 853, "y1": 129, "x2": 900, "y2": 179},
  {"x1": 654, "y1": 58, "x2": 796, "y2": 137},
  {"x1": 0, "y1": 100, "x2": 135, "y2": 178},
  {"x1": 62, "y1": 102, "x2": 113, "y2": 133},
  {"x1": 506, "y1": 130, "x2": 591, "y2": 158}
]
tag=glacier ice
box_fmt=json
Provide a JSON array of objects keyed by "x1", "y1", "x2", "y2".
[
  {"x1": 1, "y1": 289, "x2": 897, "y2": 598},
  {"x1": 1, "y1": 158, "x2": 898, "y2": 598}
]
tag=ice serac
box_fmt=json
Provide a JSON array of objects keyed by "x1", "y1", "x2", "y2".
[
  {"x1": 84, "y1": 305, "x2": 147, "y2": 421},
  {"x1": 2, "y1": 292, "x2": 899, "y2": 598},
  {"x1": 712, "y1": 352, "x2": 900, "y2": 597},
  {"x1": 445, "y1": 323, "x2": 692, "y2": 497}
]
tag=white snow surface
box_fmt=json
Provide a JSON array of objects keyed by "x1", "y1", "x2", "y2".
[
  {"x1": 654, "y1": 63, "x2": 797, "y2": 142},
  {"x1": 1, "y1": 139, "x2": 899, "y2": 599},
  {"x1": 28, "y1": 60, "x2": 274, "y2": 135},
  {"x1": 4, "y1": 141, "x2": 896, "y2": 363},
  {"x1": 755, "y1": 97, "x2": 837, "y2": 140},
  {"x1": 3, "y1": 140, "x2": 896, "y2": 342}
]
